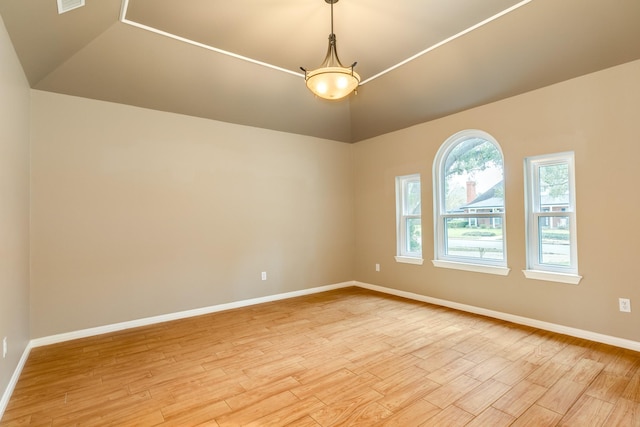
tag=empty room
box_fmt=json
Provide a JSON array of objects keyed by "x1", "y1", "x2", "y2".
[{"x1": 1, "y1": 0, "x2": 639, "y2": 425}]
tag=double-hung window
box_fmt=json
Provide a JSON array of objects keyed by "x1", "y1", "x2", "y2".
[
  {"x1": 395, "y1": 174, "x2": 423, "y2": 264},
  {"x1": 524, "y1": 152, "x2": 581, "y2": 284},
  {"x1": 433, "y1": 130, "x2": 508, "y2": 275}
]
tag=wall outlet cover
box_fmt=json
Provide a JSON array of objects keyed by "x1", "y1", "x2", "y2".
[{"x1": 619, "y1": 298, "x2": 631, "y2": 313}]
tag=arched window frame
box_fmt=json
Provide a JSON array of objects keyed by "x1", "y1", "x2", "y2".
[{"x1": 432, "y1": 130, "x2": 510, "y2": 276}]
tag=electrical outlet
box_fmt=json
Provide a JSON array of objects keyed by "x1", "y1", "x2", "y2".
[
  {"x1": 375, "y1": 263, "x2": 380, "y2": 272},
  {"x1": 261, "y1": 272, "x2": 267, "y2": 281},
  {"x1": 619, "y1": 298, "x2": 631, "y2": 313},
  {"x1": 2, "y1": 337, "x2": 6, "y2": 358}
]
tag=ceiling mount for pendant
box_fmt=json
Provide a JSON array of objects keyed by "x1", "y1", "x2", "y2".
[{"x1": 300, "y1": 0, "x2": 360, "y2": 100}]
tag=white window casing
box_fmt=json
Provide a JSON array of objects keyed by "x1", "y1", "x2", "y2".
[
  {"x1": 523, "y1": 152, "x2": 581, "y2": 284},
  {"x1": 395, "y1": 174, "x2": 423, "y2": 264}
]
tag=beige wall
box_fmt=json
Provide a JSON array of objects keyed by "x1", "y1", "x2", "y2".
[
  {"x1": 18, "y1": 44, "x2": 640, "y2": 344},
  {"x1": 0, "y1": 16, "x2": 30, "y2": 396},
  {"x1": 354, "y1": 59, "x2": 640, "y2": 342},
  {"x1": 30, "y1": 92, "x2": 354, "y2": 338}
]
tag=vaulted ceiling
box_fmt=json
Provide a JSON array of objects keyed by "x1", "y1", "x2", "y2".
[{"x1": 1, "y1": 0, "x2": 639, "y2": 142}]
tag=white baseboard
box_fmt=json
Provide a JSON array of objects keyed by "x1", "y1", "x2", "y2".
[
  {"x1": 0, "y1": 342, "x2": 32, "y2": 420},
  {"x1": 30, "y1": 279, "x2": 640, "y2": 352},
  {"x1": 355, "y1": 281, "x2": 640, "y2": 352},
  {"x1": 30, "y1": 281, "x2": 355, "y2": 348}
]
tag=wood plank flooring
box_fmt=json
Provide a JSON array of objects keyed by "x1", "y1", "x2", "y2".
[{"x1": 2, "y1": 287, "x2": 639, "y2": 426}]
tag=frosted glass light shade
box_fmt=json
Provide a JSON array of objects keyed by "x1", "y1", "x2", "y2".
[{"x1": 305, "y1": 66, "x2": 360, "y2": 100}]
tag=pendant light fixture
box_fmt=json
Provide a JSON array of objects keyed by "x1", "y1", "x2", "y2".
[{"x1": 301, "y1": 0, "x2": 360, "y2": 100}]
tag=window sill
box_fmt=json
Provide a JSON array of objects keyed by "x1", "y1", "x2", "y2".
[
  {"x1": 432, "y1": 260, "x2": 510, "y2": 276},
  {"x1": 523, "y1": 270, "x2": 582, "y2": 285},
  {"x1": 395, "y1": 256, "x2": 424, "y2": 265}
]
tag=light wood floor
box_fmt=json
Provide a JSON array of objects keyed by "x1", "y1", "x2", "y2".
[{"x1": 2, "y1": 287, "x2": 639, "y2": 426}]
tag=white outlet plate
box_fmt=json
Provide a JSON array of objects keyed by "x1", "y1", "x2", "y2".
[
  {"x1": 261, "y1": 272, "x2": 267, "y2": 281},
  {"x1": 619, "y1": 298, "x2": 631, "y2": 313},
  {"x1": 375, "y1": 263, "x2": 380, "y2": 272},
  {"x1": 2, "y1": 337, "x2": 6, "y2": 358}
]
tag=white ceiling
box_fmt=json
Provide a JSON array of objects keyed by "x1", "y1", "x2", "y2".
[{"x1": 1, "y1": 0, "x2": 640, "y2": 142}]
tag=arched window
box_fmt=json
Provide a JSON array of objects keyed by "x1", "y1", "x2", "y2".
[{"x1": 433, "y1": 130, "x2": 509, "y2": 275}]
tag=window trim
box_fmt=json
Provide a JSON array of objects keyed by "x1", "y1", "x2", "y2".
[
  {"x1": 522, "y1": 269, "x2": 581, "y2": 285},
  {"x1": 432, "y1": 130, "x2": 508, "y2": 275},
  {"x1": 395, "y1": 173, "x2": 423, "y2": 263},
  {"x1": 395, "y1": 256, "x2": 425, "y2": 265},
  {"x1": 523, "y1": 151, "x2": 581, "y2": 284},
  {"x1": 432, "y1": 259, "x2": 510, "y2": 275}
]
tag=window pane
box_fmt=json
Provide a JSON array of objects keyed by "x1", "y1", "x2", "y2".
[
  {"x1": 406, "y1": 218, "x2": 422, "y2": 253},
  {"x1": 444, "y1": 217, "x2": 504, "y2": 260},
  {"x1": 538, "y1": 163, "x2": 570, "y2": 209},
  {"x1": 443, "y1": 139, "x2": 503, "y2": 214},
  {"x1": 538, "y1": 216, "x2": 571, "y2": 266},
  {"x1": 397, "y1": 174, "x2": 422, "y2": 259},
  {"x1": 404, "y1": 180, "x2": 421, "y2": 215}
]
